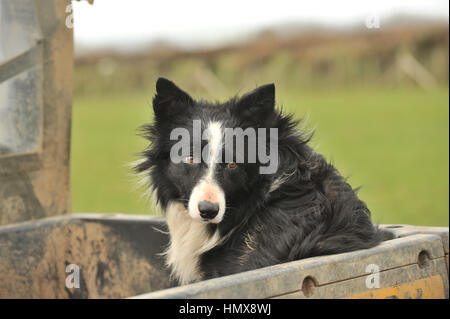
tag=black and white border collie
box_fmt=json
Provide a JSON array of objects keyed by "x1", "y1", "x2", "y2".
[{"x1": 136, "y1": 78, "x2": 390, "y2": 285}]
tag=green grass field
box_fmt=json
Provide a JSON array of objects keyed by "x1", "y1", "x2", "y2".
[{"x1": 71, "y1": 86, "x2": 449, "y2": 226}]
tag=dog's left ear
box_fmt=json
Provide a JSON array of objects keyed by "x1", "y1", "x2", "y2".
[{"x1": 234, "y1": 83, "x2": 275, "y2": 120}]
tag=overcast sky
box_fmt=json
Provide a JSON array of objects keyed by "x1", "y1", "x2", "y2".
[{"x1": 73, "y1": 0, "x2": 449, "y2": 51}]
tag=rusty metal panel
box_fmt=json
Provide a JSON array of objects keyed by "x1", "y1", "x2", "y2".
[
  {"x1": 0, "y1": 214, "x2": 174, "y2": 298},
  {"x1": 347, "y1": 276, "x2": 446, "y2": 299},
  {"x1": 0, "y1": 0, "x2": 72, "y2": 225},
  {"x1": 382, "y1": 224, "x2": 449, "y2": 273},
  {"x1": 134, "y1": 233, "x2": 448, "y2": 299},
  {"x1": 274, "y1": 261, "x2": 448, "y2": 299}
]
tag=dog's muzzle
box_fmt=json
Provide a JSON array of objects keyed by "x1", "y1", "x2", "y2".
[{"x1": 188, "y1": 179, "x2": 226, "y2": 223}]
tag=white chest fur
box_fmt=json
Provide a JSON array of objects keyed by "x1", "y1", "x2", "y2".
[{"x1": 164, "y1": 202, "x2": 221, "y2": 285}]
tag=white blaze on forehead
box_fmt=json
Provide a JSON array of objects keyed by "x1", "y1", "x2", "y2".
[
  {"x1": 204, "y1": 121, "x2": 223, "y2": 183},
  {"x1": 204, "y1": 121, "x2": 223, "y2": 176},
  {"x1": 188, "y1": 121, "x2": 226, "y2": 224}
]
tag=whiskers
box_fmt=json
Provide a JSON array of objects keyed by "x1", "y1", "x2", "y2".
[{"x1": 176, "y1": 198, "x2": 190, "y2": 204}]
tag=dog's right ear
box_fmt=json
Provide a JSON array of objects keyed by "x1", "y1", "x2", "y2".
[
  {"x1": 153, "y1": 77, "x2": 193, "y2": 118},
  {"x1": 232, "y1": 83, "x2": 275, "y2": 124}
]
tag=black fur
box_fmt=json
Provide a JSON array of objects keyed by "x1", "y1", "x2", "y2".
[{"x1": 136, "y1": 77, "x2": 392, "y2": 281}]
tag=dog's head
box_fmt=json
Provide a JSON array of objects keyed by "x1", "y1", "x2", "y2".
[{"x1": 137, "y1": 78, "x2": 285, "y2": 224}]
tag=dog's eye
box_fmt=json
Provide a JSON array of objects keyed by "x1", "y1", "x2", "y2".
[
  {"x1": 184, "y1": 156, "x2": 195, "y2": 164},
  {"x1": 226, "y1": 162, "x2": 237, "y2": 169}
]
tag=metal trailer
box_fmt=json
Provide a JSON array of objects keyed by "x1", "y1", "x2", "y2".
[
  {"x1": 0, "y1": 214, "x2": 447, "y2": 299},
  {"x1": 0, "y1": 0, "x2": 448, "y2": 299}
]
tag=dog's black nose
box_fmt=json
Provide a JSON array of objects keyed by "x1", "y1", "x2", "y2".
[{"x1": 198, "y1": 201, "x2": 219, "y2": 220}]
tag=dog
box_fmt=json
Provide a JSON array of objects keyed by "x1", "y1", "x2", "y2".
[{"x1": 135, "y1": 77, "x2": 391, "y2": 285}]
